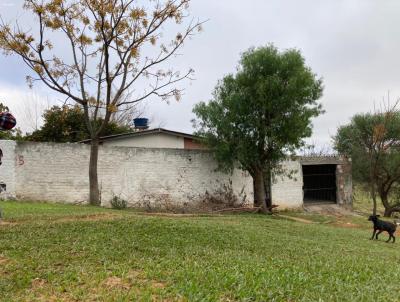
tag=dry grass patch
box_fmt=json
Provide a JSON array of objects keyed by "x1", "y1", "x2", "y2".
[
  {"x1": 333, "y1": 221, "x2": 362, "y2": 229},
  {"x1": 53, "y1": 213, "x2": 122, "y2": 223},
  {"x1": 0, "y1": 221, "x2": 17, "y2": 227},
  {"x1": 0, "y1": 255, "x2": 11, "y2": 266},
  {"x1": 277, "y1": 214, "x2": 315, "y2": 224},
  {"x1": 31, "y1": 278, "x2": 48, "y2": 289},
  {"x1": 103, "y1": 276, "x2": 131, "y2": 290}
]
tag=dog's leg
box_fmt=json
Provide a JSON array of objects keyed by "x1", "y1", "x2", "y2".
[
  {"x1": 375, "y1": 230, "x2": 383, "y2": 240},
  {"x1": 371, "y1": 229, "x2": 377, "y2": 240}
]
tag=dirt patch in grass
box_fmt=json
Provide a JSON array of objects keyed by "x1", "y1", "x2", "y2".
[
  {"x1": 139, "y1": 212, "x2": 205, "y2": 218},
  {"x1": 28, "y1": 278, "x2": 77, "y2": 302},
  {"x1": 53, "y1": 213, "x2": 122, "y2": 223},
  {"x1": 278, "y1": 215, "x2": 315, "y2": 224},
  {"x1": 126, "y1": 270, "x2": 167, "y2": 290},
  {"x1": 31, "y1": 278, "x2": 48, "y2": 289},
  {"x1": 0, "y1": 213, "x2": 122, "y2": 226},
  {"x1": 304, "y1": 204, "x2": 359, "y2": 217},
  {"x1": 0, "y1": 220, "x2": 17, "y2": 226},
  {"x1": 103, "y1": 276, "x2": 131, "y2": 290},
  {"x1": 126, "y1": 269, "x2": 144, "y2": 280},
  {"x1": 0, "y1": 256, "x2": 10, "y2": 265},
  {"x1": 150, "y1": 280, "x2": 166, "y2": 289},
  {"x1": 333, "y1": 221, "x2": 362, "y2": 229}
]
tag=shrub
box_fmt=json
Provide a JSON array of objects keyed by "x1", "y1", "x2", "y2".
[{"x1": 110, "y1": 196, "x2": 127, "y2": 210}]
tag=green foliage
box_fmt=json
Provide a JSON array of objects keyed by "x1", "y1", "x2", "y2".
[
  {"x1": 193, "y1": 45, "x2": 323, "y2": 172},
  {"x1": 110, "y1": 196, "x2": 128, "y2": 210},
  {"x1": 193, "y1": 45, "x2": 323, "y2": 209},
  {"x1": 334, "y1": 112, "x2": 400, "y2": 215},
  {"x1": 25, "y1": 105, "x2": 132, "y2": 143},
  {"x1": 0, "y1": 102, "x2": 9, "y2": 112},
  {"x1": 1, "y1": 201, "x2": 400, "y2": 301},
  {"x1": 334, "y1": 112, "x2": 400, "y2": 182},
  {"x1": 0, "y1": 128, "x2": 23, "y2": 140}
]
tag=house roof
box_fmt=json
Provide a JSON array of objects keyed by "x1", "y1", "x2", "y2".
[{"x1": 79, "y1": 128, "x2": 199, "y2": 144}]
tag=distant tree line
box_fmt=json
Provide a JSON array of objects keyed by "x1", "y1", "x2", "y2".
[{"x1": 0, "y1": 103, "x2": 133, "y2": 143}]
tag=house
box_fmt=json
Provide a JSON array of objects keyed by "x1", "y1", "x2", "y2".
[{"x1": 79, "y1": 128, "x2": 205, "y2": 150}]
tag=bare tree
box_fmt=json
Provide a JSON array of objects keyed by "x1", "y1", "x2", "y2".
[
  {"x1": 109, "y1": 93, "x2": 148, "y2": 127},
  {"x1": 0, "y1": 0, "x2": 203, "y2": 205},
  {"x1": 299, "y1": 142, "x2": 336, "y2": 157}
]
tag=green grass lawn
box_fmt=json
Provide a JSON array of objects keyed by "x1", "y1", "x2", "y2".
[{"x1": 1, "y1": 201, "x2": 399, "y2": 301}]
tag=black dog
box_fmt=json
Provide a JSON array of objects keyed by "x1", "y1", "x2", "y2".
[{"x1": 368, "y1": 215, "x2": 396, "y2": 243}]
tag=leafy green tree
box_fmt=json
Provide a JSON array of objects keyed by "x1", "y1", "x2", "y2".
[
  {"x1": 193, "y1": 45, "x2": 323, "y2": 213},
  {"x1": 25, "y1": 105, "x2": 132, "y2": 143},
  {"x1": 334, "y1": 110, "x2": 400, "y2": 216}
]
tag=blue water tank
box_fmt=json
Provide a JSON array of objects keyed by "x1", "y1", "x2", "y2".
[{"x1": 133, "y1": 118, "x2": 149, "y2": 129}]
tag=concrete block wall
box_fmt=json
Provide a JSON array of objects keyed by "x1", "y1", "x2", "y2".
[
  {"x1": 0, "y1": 140, "x2": 310, "y2": 208},
  {"x1": 96, "y1": 146, "x2": 253, "y2": 207},
  {"x1": 15, "y1": 142, "x2": 91, "y2": 203},
  {"x1": 0, "y1": 140, "x2": 17, "y2": 197},
  {"x1": 336, "y1": 159, "x2": 353, "y2": 207},
  {"x1": 3, "y1": 141, "x2": 254, "y2": 207},
  {"x1": 271, "y1": 160, "x2": 304, "y2": 209}
]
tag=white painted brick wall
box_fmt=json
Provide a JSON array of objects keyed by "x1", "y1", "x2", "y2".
[
  {"x1": 12, "y1": 142, "x2": 254, "y2": 207},
  {"x1": 271, "y1": 160, "x2": 304, "y2": 209},
  {"x1": 15, "y1": 142, "x2": 90, "y2": 203},
  {"x1": 2, "y1": 141, "x2": 305, "y2": 208},
  {"x1": 0, "y1": 140, "x2": 17, "y2": 197},
  {"x1": 98, "y1": 147, "x2": 253, "y2": 207}
]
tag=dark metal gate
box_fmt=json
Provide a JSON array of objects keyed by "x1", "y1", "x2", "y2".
[{"x1": 302, "y1": 164, "x2": 337, "y2": 203}]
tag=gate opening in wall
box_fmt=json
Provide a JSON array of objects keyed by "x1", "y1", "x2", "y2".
[{"x1": 302, "y1": 164, "x2": 337, "y2": 203}]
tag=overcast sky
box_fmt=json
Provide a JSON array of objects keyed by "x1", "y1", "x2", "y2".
[{"x1": 1, "y1": 0, "x2": 400, "y2": 148}]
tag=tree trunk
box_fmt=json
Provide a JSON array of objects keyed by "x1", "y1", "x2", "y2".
[
  {"x1": 384, "y1": 207, "x2": 392, "y2": 217},
  {"x1": 370, "y1": 168, "x2": 377, "y2": 216},
  {"x1": 253, "y1": 169, "x2": 269, "y2": 214},
  {"x1": 89, "y1": 138, "x2": 101, "y2": 205},
  {"x1": 384, "y1": 205, "x2": 400, "y2": 217},
  {"x1": 380, "y1": 190, "x2": 400, "y2": 217},
  {"x1": 380, "y1": 190, "x2": 390, "y2": 217},
  {"x1": 263, "y1": 167, "x2": 272, "y2": 209}
]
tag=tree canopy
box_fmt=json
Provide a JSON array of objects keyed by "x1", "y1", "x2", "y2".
[
  {"x1": 25, "y1": 105, "x2": 132, "y2": 143},
  {"x1": 193, "y1": 45, "x2": 323, "y2": 213},
  {"x1": 334, "y1": 110, "x2": 400, "y2": 216}
]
